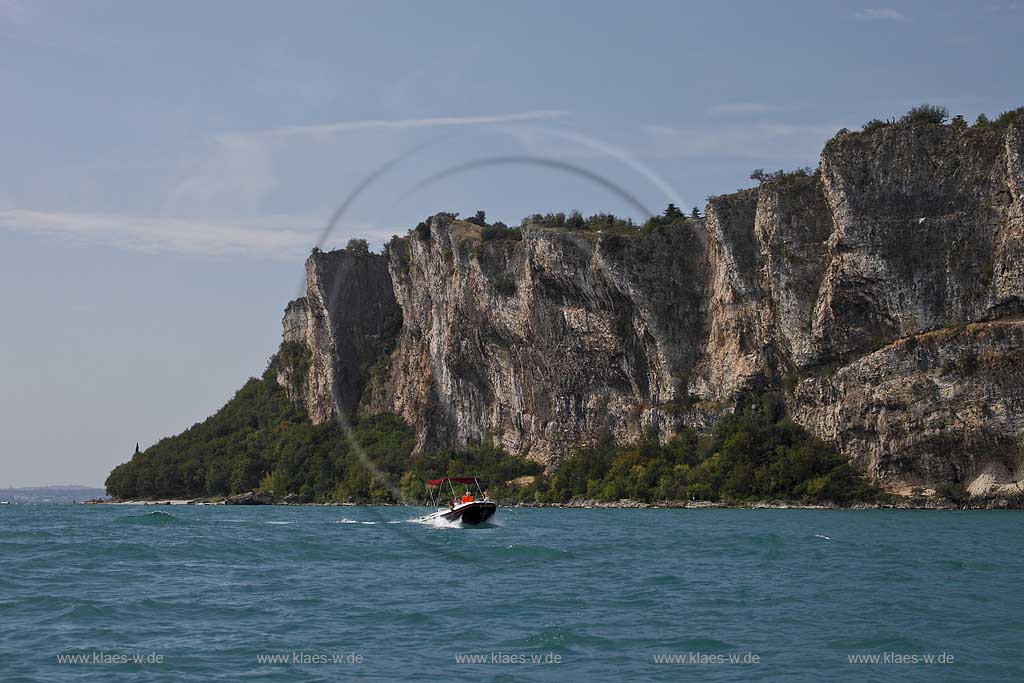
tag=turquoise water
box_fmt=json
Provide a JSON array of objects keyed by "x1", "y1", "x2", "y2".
[{"x1": 1, "y1": 504, "x2": 1022, "y2": 682}]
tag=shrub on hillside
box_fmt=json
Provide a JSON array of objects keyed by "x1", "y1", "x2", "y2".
[{"x1": 899, "y1": 104, "x2": 948, "y2": 126}]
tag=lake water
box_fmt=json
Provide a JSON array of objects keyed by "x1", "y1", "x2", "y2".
[{"x1": 1, "y1": 503, "x2": 1022, "y2": 681}]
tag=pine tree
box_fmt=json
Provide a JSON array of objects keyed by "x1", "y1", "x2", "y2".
[
  {"x1": 566, "y1": 210, "x2": 586, "y2": 229},
  {"x1": 467, "y1": 210, "x2": 488, "y2": 227},
  {"x1": 345, "y1": 238, "x2": 369, "y2": 255}
]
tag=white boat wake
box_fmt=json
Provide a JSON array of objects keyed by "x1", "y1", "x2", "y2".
[
  {"x1": 335, "y1": 518, "x2": 377, "y2": 525},
  {"x1": 409, "y1": 514, "x2": 463, "y2": 529}
]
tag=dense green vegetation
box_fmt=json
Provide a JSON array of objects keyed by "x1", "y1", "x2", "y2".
[
  {"x1": 107, "y1": 355, "x2": 878, "y2": 505},
  {"x1": 344, "y1": 238, "x2": 370, "y2": 255},
  {"x1": 401, "y1": 206, "x2": 701, "y2": 252},
  {"x1": 533, "y1": 395, "x2": 880, "y2": 505},
  {"x1": 749, "y1": 167, "x2": 816, "y2": 187},
  {"x1": 899, "y1": 104, "x2": 949, "y2": 126},
  {"x1": 276, "y1": 341, "x2": 310, "y2": 385},
  {"x1": 465, "y1": 210, "x2": 489, "y2": 227},
  {"x1": 519, "y1": 204, "x2": 697, "y2": 235},
  {"x1": 854, "y1": 103, "x2": 1024, "y2": 135},
  {"x1": 481, "y1": 222, "x2": 523, "y2": 242},
  {"x1": 105, "y1": 354, "x2": 540, "y2": 503},
  {"x1": 971, "y1": 106, "x2": 1024, "y2": 131}
]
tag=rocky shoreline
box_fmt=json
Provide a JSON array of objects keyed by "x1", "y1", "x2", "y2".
[{"x1": 84, "y1": 491, "x2": 1024, "y2": 510}]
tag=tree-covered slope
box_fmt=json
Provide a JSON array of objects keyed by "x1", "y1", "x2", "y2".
[
  {"x1": 105, "y1": 354, "x2": 541, "y2": 502},
  {"x1": 542, "y1": 395, "x2": 881, "y2": 505},
  {"x1": 105, "y1": 356, "x2": 404, "y2": 500},
  {"x1": 107, "y1": 351, "x2": 879, "y2": 505}
]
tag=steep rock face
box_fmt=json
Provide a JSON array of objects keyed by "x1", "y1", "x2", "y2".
[
  {"x1": 279, "y1": 249, "x2": 400, "y2": 422},
  {"x1": 697, "y1": 188, "x2": 770, "y2": 401},
  {"x1": 362, "y1": 217, "x2": 709, "y2": 461},
  {"x1": 693, "y1": 123, "x2": 1024, "y2": 492},
  {"x1": 279, "y1": 121, "x2": 1024, "y2": 492},
  {"x1": 277, "y1": 297, "x2": 310, "y2": 402},
  {"x1": 754, "y1": 176, "x2": 834, "y2": 368},
  {"x1": 697, "y1": 174, "x2": 834, "y2": 398},
  {"x1": 786, "y1": 124, "x2": 1024, "y2": 493},
  {"x1": 793, "y1": 319, "x2": 1024, "y2": 493},
  {"x1": 813, "y1": 124, "x2": 1024, "y2": 357}
]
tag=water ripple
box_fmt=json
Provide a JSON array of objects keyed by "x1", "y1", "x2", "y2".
[{"x1": 0, "y1": 505, "x2": 1021, "y2": 682}]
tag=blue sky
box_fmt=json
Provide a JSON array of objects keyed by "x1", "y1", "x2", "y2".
[{"x1": 1, "y1": 0, "x2": 1021, "y2": 486}]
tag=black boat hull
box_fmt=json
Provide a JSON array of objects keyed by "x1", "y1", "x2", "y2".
[{"x1": 439, "y1": 501, "x2": 497, "y2": 525}]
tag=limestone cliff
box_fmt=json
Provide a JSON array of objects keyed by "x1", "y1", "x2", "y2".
[
  {"x1": 278, "y1": 248, "x2": 401, "y2": 422},
  {"x1": 792, "y1": 319, "x2": 1024, "y2": 495},
  {"x1": 279, "y1": 120, "x2": 1024, "y2": 496},
  {"x1": 364, "y1": 216, "x2": 711, "y2": 461}
]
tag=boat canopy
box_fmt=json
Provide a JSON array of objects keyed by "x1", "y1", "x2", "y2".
[{"x1": 428, "y1": 477, "x2": 479, "y2": 486}]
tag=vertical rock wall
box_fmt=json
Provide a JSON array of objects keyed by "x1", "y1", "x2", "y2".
[
  {"x1": 279, "y1": 121, "x2": 1024, "y2": 493},
  {"x1": 278, "y1": 249, "x2": 400, "y2": 422}
]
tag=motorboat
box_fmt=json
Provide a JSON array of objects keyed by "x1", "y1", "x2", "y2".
[{"x1": 419, "y1": 477, "x2": 496, "y2": 525}]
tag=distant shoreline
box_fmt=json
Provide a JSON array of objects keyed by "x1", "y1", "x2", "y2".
[{"x1": 84, "y1": 495, "x2": 1024, "y2": 510}]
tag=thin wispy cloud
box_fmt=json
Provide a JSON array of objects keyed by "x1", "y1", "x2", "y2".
[
  {"x1": 505, "y1": 119, "x2": 840, "y2": 171},
  {"x1": 855, "y1": 8, "x2": 911, "y2": 22},
  {"x1": 0, "y1": 209, "x2": 318, "y2": 259},
  {"x1": 168, "y1": 110, "x2": 570, "y2": 218},
  {"x1": 219, "y1": 110, "x2": 569, "y2": 144}
]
